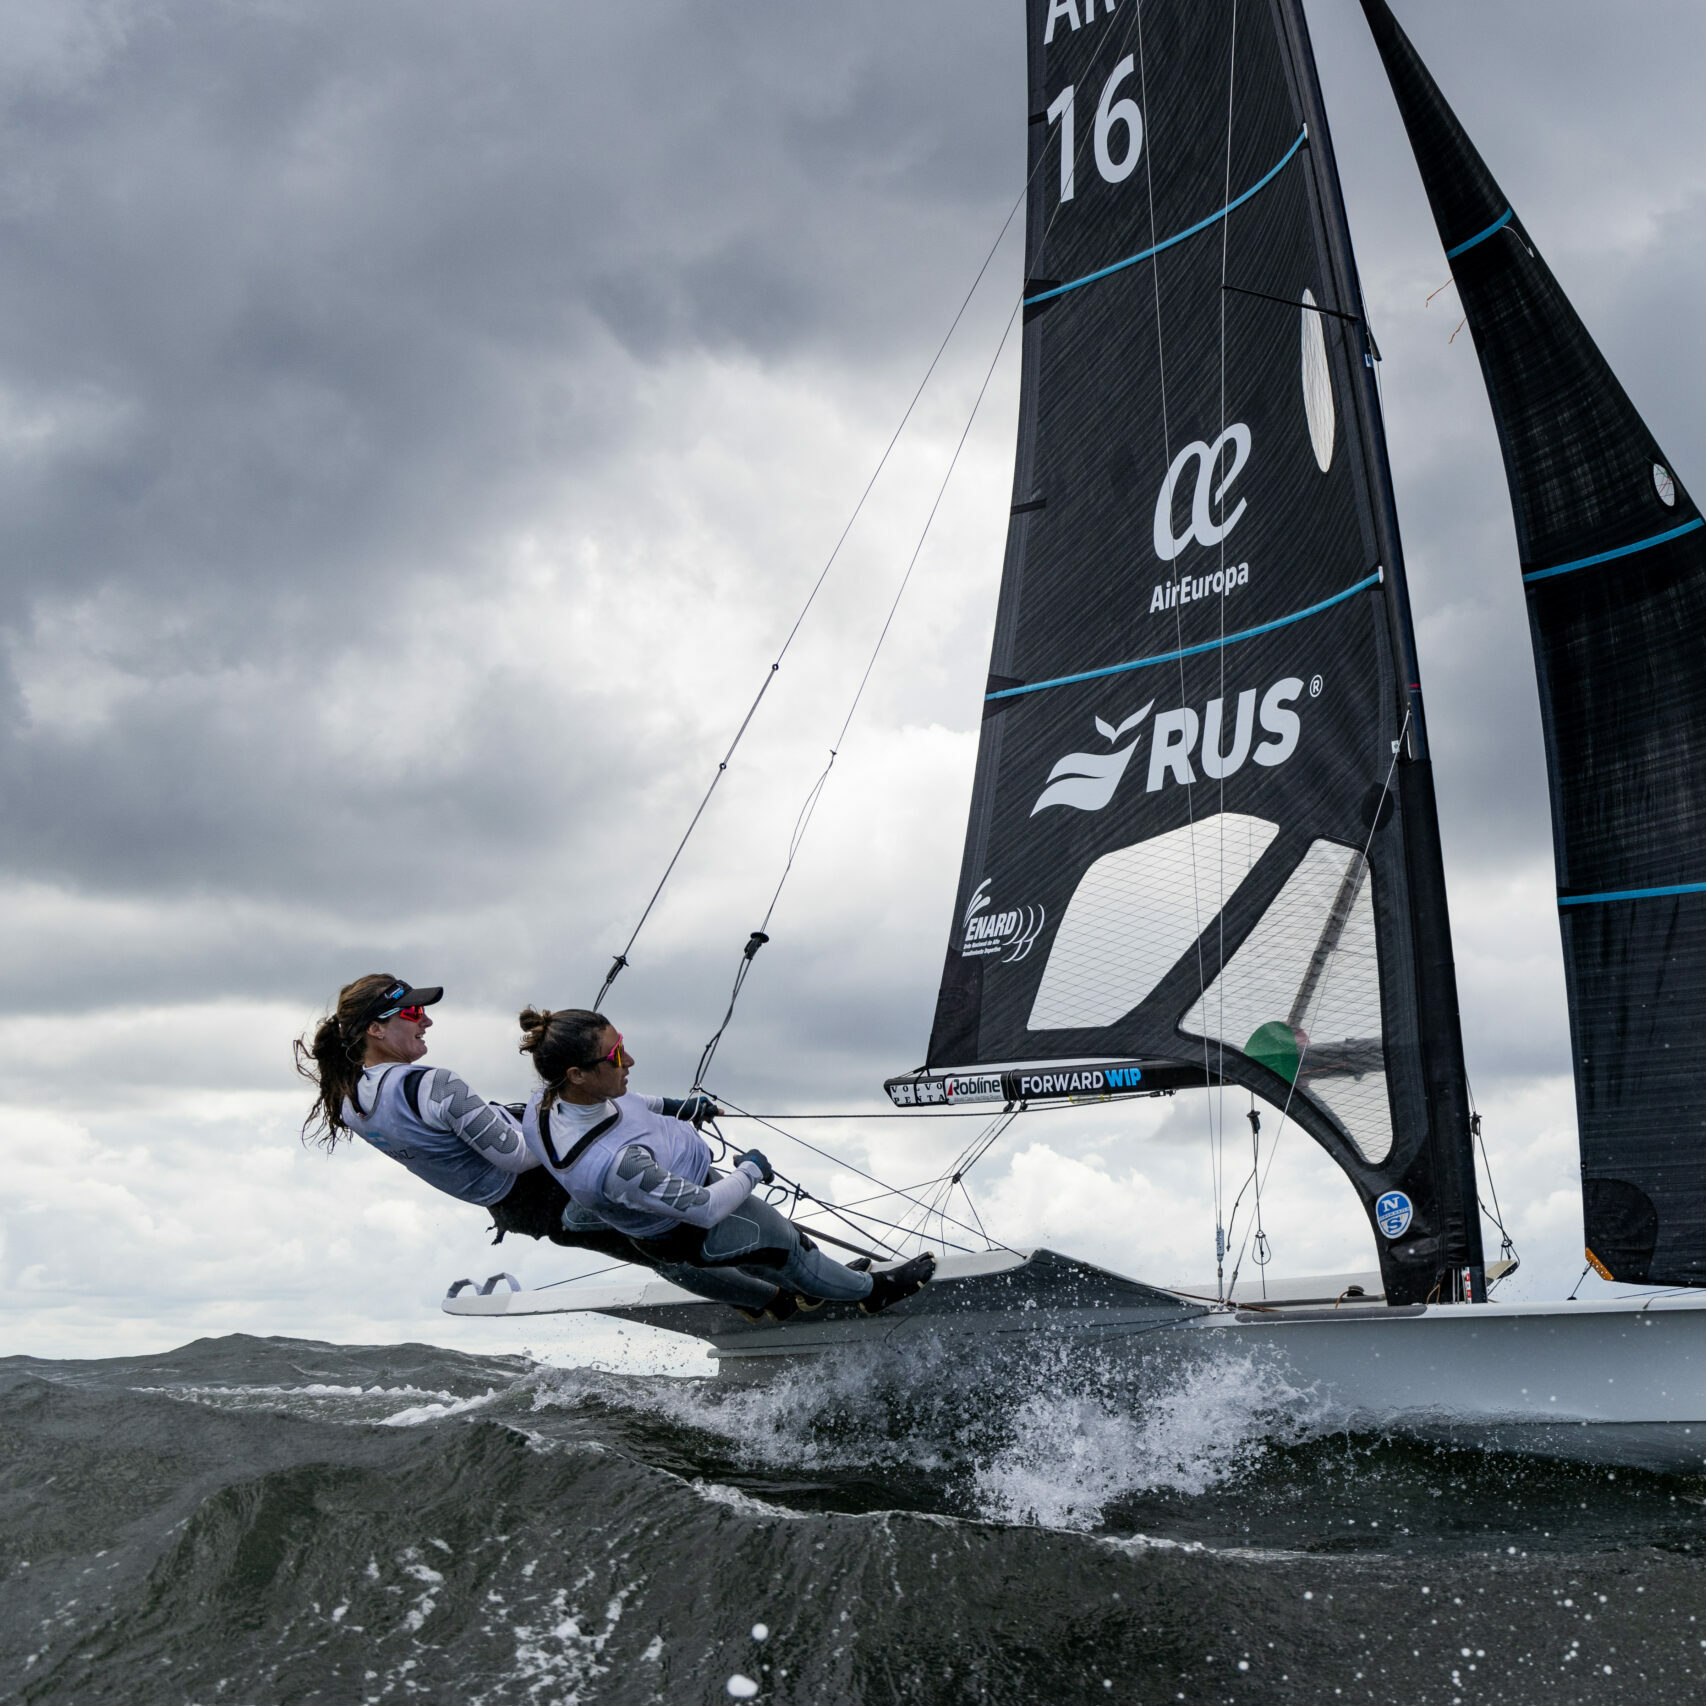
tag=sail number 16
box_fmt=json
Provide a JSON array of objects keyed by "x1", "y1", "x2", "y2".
[{"x1": 1045, "y1": 55, "x2": 1143, "y2": 203}]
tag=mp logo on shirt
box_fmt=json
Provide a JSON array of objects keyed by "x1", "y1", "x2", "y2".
[{"x1": 1375, "y1": 1191, "x2": 1414, "y2": 1240}]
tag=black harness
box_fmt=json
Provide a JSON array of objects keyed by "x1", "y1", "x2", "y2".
[{"x1": 538, "y1": 1101, "x2": 622, "y2": 1172}]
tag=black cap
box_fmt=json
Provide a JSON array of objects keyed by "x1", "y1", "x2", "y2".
[{"x1": 360, "y1": 981, "x2": 444, "y2": 1025}]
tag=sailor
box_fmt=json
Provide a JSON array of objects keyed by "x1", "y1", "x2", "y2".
[
  {"x1": 295, "y1": 973, "x2": 639, "y2": 1259},
  {"x1": 517, "y1": 1006, "x2": 936, "y2": 1319}
]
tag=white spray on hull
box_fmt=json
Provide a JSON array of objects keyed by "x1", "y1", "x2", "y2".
[{"x1": 445, "y1": 1248, "x2": 1706, "y2": 1473}]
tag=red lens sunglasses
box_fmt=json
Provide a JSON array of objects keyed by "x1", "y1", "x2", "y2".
[{"x1": 589, "y1": 1031, "x2": 627, "y2": 1069}]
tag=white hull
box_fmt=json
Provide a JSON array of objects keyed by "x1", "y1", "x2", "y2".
[
  {"x1": 1189, "y1": 1294, "x2": 1706, "y2": 1472},
  {"x1": 445, "y1": 1248, "x2": 1706, "y2": 1471}
]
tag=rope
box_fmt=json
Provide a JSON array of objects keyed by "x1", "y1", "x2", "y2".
[
  {"x1": 1210, "y1": 0, "x2": 1241, "y2": 1298},
  {"x1": 591, "y1": 170, "x2": 1033, "y2": 1012},
  {"x1": 596, "y1": 3, "x2": 1159, "y2": 1014},
  {"x1": 689, "y1": 290, "x2": 1024, "y2": 1091},
  {"x1": 707, "y1": 1090, "x2": 1017, "y2": 1254},
  {"x1": 1223, "y1": 708, "x2": 1412, "y2": 1294}
]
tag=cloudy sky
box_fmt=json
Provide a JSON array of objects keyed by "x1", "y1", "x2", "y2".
[{"x1": 4, "y1": 0, "x2": 1703, "y2": 1363}]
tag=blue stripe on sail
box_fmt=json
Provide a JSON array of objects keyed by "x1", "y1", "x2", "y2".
[
  {"x1": 1023, "y1": 129, "x2": 1309, "y2": 309},
  {"x1": 1559, "y1": 880, "x2": 1706, "y2": 908},
  {"x1": 1522, "y1": 518, "x2": 1705, "y2": 584},
  {"x1": 984, "y1": 570, "x2": 1384, "y2": 703},
  {"x1": 1444, "y1": 206, "x2": 1513, "y2": 259}
]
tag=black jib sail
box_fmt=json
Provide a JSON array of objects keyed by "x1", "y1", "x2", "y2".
[
  {"x1": 902, "y1": 0, "x2": 1485, "y2": 1303},
  {"x1": 1362, "y1": 1, "x2": 1706, "y2": 1288}
]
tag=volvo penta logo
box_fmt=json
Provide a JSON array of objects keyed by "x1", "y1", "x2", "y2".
[
  {"x1": 961, "y1": 878, "x2": 1046, "y2": 962},
  {"x1": 1032, "y1": 678, "x2": 1306, "y2": 816},
  {"x1": 1154, "y1": 424, "x2": 1252, "y2": 561}
]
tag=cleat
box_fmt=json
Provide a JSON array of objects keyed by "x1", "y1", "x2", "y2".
[{"x1": 858, "y1": 1251, "x2": 937, "y2": 1316}]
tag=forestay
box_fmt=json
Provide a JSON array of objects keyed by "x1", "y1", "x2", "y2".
[
  {"x1": 1363, "y1": 0, "x2": 1706, "y2": 1287},
  {"x1": 908, "y1": 0, "x2": 1485, "y2": 1303}
]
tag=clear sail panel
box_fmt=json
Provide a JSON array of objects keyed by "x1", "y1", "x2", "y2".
[{"x1": 1180, "y1": 839, "x2": 1392, "y2": 1165}]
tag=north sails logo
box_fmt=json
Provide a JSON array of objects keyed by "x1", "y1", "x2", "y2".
[
  {"x1": 1032, "y1": 678, "x2": 1307, "y2": 816},
  {"x1": 961, "y1": 878, "x2": 1045, "y2": 961}
]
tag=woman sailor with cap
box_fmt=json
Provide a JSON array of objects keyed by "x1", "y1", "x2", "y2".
[
  {"x1": 294, "y1": 974, "x2": 641, "y2": 1256},
  {"x1": 517, "y1": 1007, "x2": 936, "y2": 1320},
  {"x1": 295, "y1": 976, "x2": 782, "y2": 1306}
]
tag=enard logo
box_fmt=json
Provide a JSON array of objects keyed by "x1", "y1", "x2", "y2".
[{"x1": 961, "y1": 878, "x2": 1046, "y2": 962}]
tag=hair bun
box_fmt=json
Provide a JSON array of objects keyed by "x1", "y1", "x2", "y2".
[{"x1": 517, "y1": 1006, "x2": 553, "y2": 1051}]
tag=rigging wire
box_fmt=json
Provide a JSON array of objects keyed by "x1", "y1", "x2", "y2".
[
  {"x1": 596, "y1": 6, "x2": 1157, "y2": 1016},
  {"x1": 689, "y1": 289, "x2": 1025, "y2": 1093},
  {"x1": 591, "y1": 173, "x2": 1032, "y2": 1012},
  {"x1": 1210, "y1": 0, "x2": 1242, "y2": 1300},
  {"x1": 1466, "y1": 1078, "x2": 1519, "y2": 1282},
  {"x1": 705, "y1": 1090, "x2": 1016, "y2": 1253},
  {"x1": 670, "y1": 0, "x2": 1164, "y2": 1218},
  {"x1": 1223, "y1": 707, "x2": 1412, "y2": 1294},
  {"x1": 1137, "y1": 0, "x2": 1236, "y2": 1298}
]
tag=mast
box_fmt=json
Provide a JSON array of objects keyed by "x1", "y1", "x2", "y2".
[{"x1": 1276, "y1": 0, "x2": 1485, "y2": 1301}]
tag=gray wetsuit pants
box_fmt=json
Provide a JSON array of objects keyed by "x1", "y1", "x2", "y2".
[
  {"x1": 629, "y1": 1194, "x2": 877, "y2": 1308},
  {"x1": 697, "y1": 1194, "x2": 875, "y2": 1303}
]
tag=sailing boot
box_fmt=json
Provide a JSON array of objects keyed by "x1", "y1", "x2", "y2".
[
  {"x1": 858, "y1": 1252, "x2": 937, "y2": 1315},
  {"x1": 734, "y1": 1286, "x2": 786, "y2": 1324}
]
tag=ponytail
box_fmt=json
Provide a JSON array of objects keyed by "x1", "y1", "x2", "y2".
[{"x1": 294, "y1": 972, "x2": 399, "y2": 1150}]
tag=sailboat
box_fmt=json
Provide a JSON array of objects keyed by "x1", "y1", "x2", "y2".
[{"x1": 448, "y1": 0, "x2": 1706, "y2": 1469}]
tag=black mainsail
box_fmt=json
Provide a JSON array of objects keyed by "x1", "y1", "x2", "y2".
[
  {"x1": 895, "y1": 0, "x2": 1485, "y2": 1304},
  {"x1": 1362, "y1": 0, "x2": 1706, "y2": 1287}
]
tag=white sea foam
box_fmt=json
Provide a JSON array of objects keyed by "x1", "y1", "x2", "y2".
[
  {"x1": 971, "y1": 1348, "x2": 1324, "y2": 1528},
  {"x1": 376, "y1": 1388, "x2": 501, "y2": 1427},
  {"x1": 530, "y1": 1328, "x2": 1329, "y2": 1534}
]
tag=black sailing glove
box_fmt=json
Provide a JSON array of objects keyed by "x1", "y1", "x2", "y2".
[
  {"x1": 660, "y1": 1094, "x2": 722, "y2": 1129},
  {"x1": 734, "y1": 1149, "x2": 774, "y2": 1185}
]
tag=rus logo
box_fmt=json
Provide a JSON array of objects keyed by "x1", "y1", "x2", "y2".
[{"x1": 1032, "y1": 678, "x2": 1306, "y2": 816}]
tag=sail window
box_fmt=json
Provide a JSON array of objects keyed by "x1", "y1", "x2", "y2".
[
  {"x1": 1180, "y1": 838, "x2": 1393, "y2": 1165},
  {"x1": 1027, "y1": 814, "x2": 1278, "y2": 1032},
  {"x1": 1301, "y1": 290, "x2": 1336, "y2": 473}
]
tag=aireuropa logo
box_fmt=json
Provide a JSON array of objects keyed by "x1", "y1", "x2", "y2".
[
  {"x1": 1375, "y1": 1190, "x2": 1413, "y2": 1240},
  {"x1": 1154, "y1": 425, "x2": 1252, "y2": 561},
  {"x1": 1031, "y1": 678, "x2": 1306, "y2": 817},
  {"x1": 961, "y1": 879, "x2": 1046, "y2": 962}
]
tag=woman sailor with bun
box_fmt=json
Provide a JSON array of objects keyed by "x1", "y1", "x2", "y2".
[
  {"x1": 294, "y1": 973, "x2": 642, "y2": 1256},
  {"x1": 517, "y1": 1006, "x2": 936, "y2": 1319},
  {"x1": 295, "y1": 976, "x2": 785, "y2": 1305}
]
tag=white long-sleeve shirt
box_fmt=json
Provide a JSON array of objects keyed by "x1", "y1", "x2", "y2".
[
  {"x1": 343, "y1": 1062, "x2": 537, "y2": 1208},
  {"x1": 524, "y1": 1091, "x2": 761, "y2": 1239}
]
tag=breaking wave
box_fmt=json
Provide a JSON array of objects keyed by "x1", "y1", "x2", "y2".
[{"x1": 7, "y1": 1334, "x2": 1706, "y2": 1705}]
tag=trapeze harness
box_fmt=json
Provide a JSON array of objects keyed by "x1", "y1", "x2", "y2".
[
  {"x1": 526, "y1": 1092, "x2": 875, "y2": 1306},
  {"x1": 343, "y1": 1063, "x2": 633, "y2": 1256},
  {"x1": 345, "y1": 1063, "x2": 536, "y2": 1206}
]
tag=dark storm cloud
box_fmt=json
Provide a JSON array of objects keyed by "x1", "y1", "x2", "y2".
[
  {"x1": 0, "y1": 0, "x2": 1700, "y2": 1052},
  {"x1": 0, "y1": 0, "x2": 1023, "y2": 934}
]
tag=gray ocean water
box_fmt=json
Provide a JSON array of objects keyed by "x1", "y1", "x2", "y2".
[{"x1": 4, "y1": 1329, "x2": 1705, "y2": 1705}]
